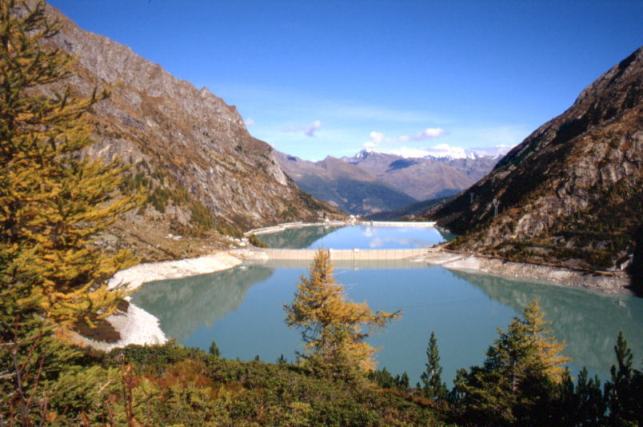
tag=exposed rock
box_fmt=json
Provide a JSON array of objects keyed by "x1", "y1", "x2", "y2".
[
  {"x1": 42, "y1": 3, "x2": 342, "y2": 258},
  {"x1": 429, "y1": 47, "x2": 643, "y2": 290}
]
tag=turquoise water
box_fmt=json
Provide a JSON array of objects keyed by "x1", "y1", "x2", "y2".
[
  {"x1": 258, "y1": 224, "x2": 448, "y2": 249},
  {"x1": 132, "y1": 262, "x2": 643, "y2": 386}
]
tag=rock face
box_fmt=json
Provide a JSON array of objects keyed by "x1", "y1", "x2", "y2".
[
  {"x1": 44, "y1": 4, "x2": 340, "y2": 244},
  {"x1": 276, "y1": 150, "x2": 500, "y2": 215},
  {"x1": 431, "y1": 48, "x2": 642, "y2": 284}
]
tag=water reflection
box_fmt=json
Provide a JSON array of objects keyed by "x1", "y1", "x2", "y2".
[
  {"x1": 132, "y1": 263, "x2": 643, "y2": 384},
  {"x1": 132, "y1": 265, "x2": 273, "y2": 342},
  {"x1": 452, "y1": 270, "x2": 643, "y2": 376},
  {"x1": 260, "y1": 224, "x2": 446, "y2": 249},
  {"x1": 258, "y1": 225, "x2": 341, "y2": 248}
]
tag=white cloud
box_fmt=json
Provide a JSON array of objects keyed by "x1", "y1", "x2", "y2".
[
  {"x1": 398, "y1": 127, "x2": 445, "y2": 142},
  {"x1": 376, "y1": 143, "x2": 515, "y2": 159},
  {"x1": 282, "y1": 120, "x2": 322, "y2": 137},
  {"x1": 363, "y1": 127, "x2": 445, "y2": 151},
  {"x1": 304, "y1": 120, "x2": 321, "y2": 137},
  {"x1": 385, "y1": 147, "x2": 432, "y2": 158},
  {"x1": 363, "y1": 130, "x2": 385, "y2": 151},
  {"x1": 244, "y1": 117, "x2": 255, "y2": 127},
  {"x1": 369, "y1": 131, "x2": 385, "y2": 144}
]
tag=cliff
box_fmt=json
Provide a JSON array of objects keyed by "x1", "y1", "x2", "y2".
[{"x1": 430, "y1": 48, "x2": 642, "y2": 288}]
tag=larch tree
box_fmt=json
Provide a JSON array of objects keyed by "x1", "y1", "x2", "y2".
[
  {"x1": 284, "y1": 249, "x2": 399, "y2": 380},
  {"x1": 0, "y1": 0, "x2": 140, "y2": 332},
  {"x1": 454, "y1": 300, "x2": 569, "y2": 425}
]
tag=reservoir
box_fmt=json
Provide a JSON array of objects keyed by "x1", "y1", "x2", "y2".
[
  {"x1": 256, "y1": 223, "x2": 450, "y2": 249},
  {"x1": 132, "y1": 260, "x2": 643, "y2": 386}
]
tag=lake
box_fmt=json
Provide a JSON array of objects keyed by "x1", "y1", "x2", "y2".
[
  {"x1": 132, "y1": 261, "x2": 643, "y2": 386},
  {"x1": 257, "y1": 224, "x2": 450, "y2": 249}
]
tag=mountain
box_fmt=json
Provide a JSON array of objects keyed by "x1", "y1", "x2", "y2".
[
  {"x1": 429, "y1": 47, "x2": 643, "y2": 286},
  {"x1": 274, "y1": 152, "x2": 417, "y2": 215},
  {"x1": 44, "y1": 4, "x2": 341, "y2": 258},
  {"x1": 276, "y1": 150, "x2": 500, "y2": 215},
  {"x1": 347, "y1": 150, "x2": 500, "y2": 201}
]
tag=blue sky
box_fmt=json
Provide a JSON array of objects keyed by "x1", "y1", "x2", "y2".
[{"x1": 50, "y1": 0, "x2": 642, "y2": 160}]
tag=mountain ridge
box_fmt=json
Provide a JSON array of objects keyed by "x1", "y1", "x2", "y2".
[
  {"x1": 428, "y1": 47, "x2": 642, "y2": 288},
  {"x1": 42, "y1": 3, "x2": 342, "y2": 259},
  {"x1": 276, "y1": 149, "x2": 500, "y2": 215}
]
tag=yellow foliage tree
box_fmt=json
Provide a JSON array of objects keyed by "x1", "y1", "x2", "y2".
[
  {"x1": 0, "y1": 0, "x2": 140, "y2": 330},
  {"x1": 285, "y1": 250, "x2": 399, "y2": 379},
  {"x1": 521, "y1": 300, "x2": 569, "y2": 382}
]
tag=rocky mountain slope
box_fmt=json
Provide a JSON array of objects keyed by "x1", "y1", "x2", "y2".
[
  {"x1": 44, "y1": 4, "x2": 341, "y2": 259},
  {"x1": 429, "y1": 47, "x2": 642, "y2": 287},
  {"x1": 276, "y1": 150, "x2": 499, "y2": 215}
]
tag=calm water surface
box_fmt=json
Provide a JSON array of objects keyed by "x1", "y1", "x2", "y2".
[
  {"x1": 132, "y1": 262, "x2": 643, "y2": 385},
  {"x1": 258, "y1": 224, "x2": 448, "y2": 249}
]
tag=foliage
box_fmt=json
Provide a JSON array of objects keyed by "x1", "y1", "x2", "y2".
[
  {"x1": 421, "y1": 331, "x2": 448, "y2": 401},
  {"x1": 248, "y1": 233, "x2": 268, "y2": 248},
  {"x1": 604, "y1": 331, "x2": 643, "y2": 425},
  {"x1": 450, "y1": 300, "x2": 569, "y2": 425},
  {"x1": 0, "y1": 0, "x2": 140, "y2": 330},
  {"x1": 284, "y1": 249, "x2": 399, "y2": 380},
  {"x1": 209, "y1": 340, "x2": 220, "y2": 358}
]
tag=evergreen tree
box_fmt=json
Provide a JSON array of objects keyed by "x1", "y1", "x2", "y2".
[
  {"x1": 575, "y1": 367, "x2": 605, "y2": 425},
  {"x1": 605, "y1": 332, "x2": 641, "y2": 425},
  {"x1": 285, "y1": 250, "x2": 398, "y2": 380},
  {"x1": 453, "y1": 300, "x2": 569, "y2": 425},
  {"x1": 420, "y1": 331, "x2": 447, "y2": 400},
  {"x1": 396, "y1": 372, "x2": 410, "y2": 390},
  {"x1": 208, "y1": 340, "x2": 220, "y2": 358},
  {"x1": 0, "y1": 0, "x2": 140, "y2": 331}
]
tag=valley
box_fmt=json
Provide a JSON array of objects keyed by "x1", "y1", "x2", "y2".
[{"x1": 2, "y1": 1, "x2": 641, "y2": 425}]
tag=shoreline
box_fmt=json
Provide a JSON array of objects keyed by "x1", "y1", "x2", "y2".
[
  {"x1": 417, "y1": 249, "x2": 632, "y2": 295},
  {"x1": 83, "y1": 227, "x2": 633, "y2": 351},
  {"x1": 75, "y1": 252, "x2": 244, "y2": 352},
  {"x1": 245, "y1": 219, "x2": 436, "y2": 236}
]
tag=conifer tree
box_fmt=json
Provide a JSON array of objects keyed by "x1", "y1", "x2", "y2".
[
  {"x1": 285, "y1": 249, "x2": 398, "y2": 380},
  {"x1": 575, "y1": 367, "x2": 605, "y2": 425},
  {"x1": 0, "y1": 0, "x2": 139, "y2": 330},
  {"x1": 420, "y1": 331, "x2": 448, "y2": 400},
  {"x1": 454, "y1": 300, "x2": 569, "y2": 425},
  {"x1": 605, "y1": 332, "x2": 641, "y2": 425}
]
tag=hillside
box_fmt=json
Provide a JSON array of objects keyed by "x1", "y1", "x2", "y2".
[
  {"x1": 430, "y1": 47, "x2": 643, "y2": 287},
  {"x1": 276, "y1": 150, "x2": 500, "y2": 215},
  {"x1": 43, "y1": 4, "x2": 341, "y2": 259}
]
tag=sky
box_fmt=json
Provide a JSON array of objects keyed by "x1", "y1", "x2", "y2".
[{"x1": 50, "y1": 0, "x2": 643, "y2": 161}]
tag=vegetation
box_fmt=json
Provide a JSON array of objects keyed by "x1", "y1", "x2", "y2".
[
  {"x1": 449, "y1": 300, "x2": 571, "y2": 425},
  {"x1": 248, "y1": 233, "x2": 268, "y2": 248},
  {"x1": 421, "y1": 331, "x2": 448, "y2": 401},
  {"x1": 0, "y1": 0, "x2": 139, "y2": 331},
  {"x1": 285, "y1": 250, "x2": 399, "y2": 380},
  {"x1": 1, "y1": 2, "x2": 642, "y2": 426}
]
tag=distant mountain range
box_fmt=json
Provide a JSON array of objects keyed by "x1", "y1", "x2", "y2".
[
  {"x1": 426, "y1": 47, "x2": 642, "y2": 287},
  {"x1": 276, "y1": 150, "x2": 503, "y2": 215}
]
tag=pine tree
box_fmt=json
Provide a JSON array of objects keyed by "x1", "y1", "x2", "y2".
[
  {"x1": 396, "y1": 372, "x2": 410, "y2": 390},
  {"x1": 575, "y1": 367, "x2": 605, "y2": 425},
  {"x1": 285, "y1": 249, "x2": 398, "y2": 380},
  {"x1": 208, "y1": 340, "x2": 220, "y2": 358},
  {"x1": 605, "y1": 332, "x2": 641, "y2": 425},
  {"x1": 454, "y1": 300, "x2": 569, "y2": 425},
  {"x1": 420, "y1": 331, "x2": 447, "y2": 400},
  {"x1": 0, "y1": 0, "x2": 140, "y2": 330}
]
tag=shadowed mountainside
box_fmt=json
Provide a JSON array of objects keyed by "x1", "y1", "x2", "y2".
[{"x1": 429, "y1": 47, "x2": 642, "y2": 289}]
